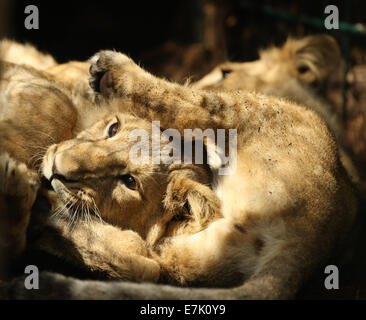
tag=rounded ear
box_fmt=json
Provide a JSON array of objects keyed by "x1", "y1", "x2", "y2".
[
  {"x1": 285, "y1": 35, "x2": 341, "y2": 85},
  {"x1": 160, "y1": 164, "x2": 221, "y2": 238}
]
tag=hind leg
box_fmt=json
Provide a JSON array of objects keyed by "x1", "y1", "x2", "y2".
[{"x1": 0, "y1": 153, "x2": 39, "y2": 280}]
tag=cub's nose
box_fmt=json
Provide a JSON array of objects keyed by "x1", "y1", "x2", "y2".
[
  {"x1": 49, "y1": 162, "x2": 75, "y2": 183},
  {"x1": 49, "y1": 161, "x2": 61, "y2": 182}
]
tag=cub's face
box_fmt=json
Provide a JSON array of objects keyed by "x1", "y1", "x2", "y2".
[
  {"x1": 195, "y1": 35, "x2": 340, "y2": 93},
  {"x1": 194, "y1": 50, "x2": 312, "y2": 93},
  {"x1": 42, "y1": 112, "x2": 172, "y2": 241}
]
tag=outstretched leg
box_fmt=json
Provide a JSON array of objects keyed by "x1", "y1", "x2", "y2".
[{"x1": 89, "y1": 51, "x2": 253, "y2": 133}]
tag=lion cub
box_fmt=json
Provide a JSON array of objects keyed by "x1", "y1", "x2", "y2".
[
  {"x1": 0, "y1": 39, "x2": 358, "y2": 300},
  {"x1": 66, "y1": 48, "x2": 357, "y2": 299},
  {"x1": 194, "y1": 34, "x2": 359, "y2": 184},
  {"x1": 0, "y1": 44, "x2": 220, "y2": 282}
]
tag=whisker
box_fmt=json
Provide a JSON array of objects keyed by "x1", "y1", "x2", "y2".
[
  {"x1": 27, "y1": 145, "x2": 50, "y2": 151},
  {"x1": 23, "y1": 129, "x2": 56, "y2": 143},
  {"x1": 86, "y1": 201, "x2": 92, "y2": 226},
  {"x1": 91, "y1": 198, "x2": 104, "y2": 223},
  {"x1": 51, "y1": 200, "x2": 70, "y2": 220},
  {"x1": 69, "y1": 201, "x2": 81, "y2": 230}
]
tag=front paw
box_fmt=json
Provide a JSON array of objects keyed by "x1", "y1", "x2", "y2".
[
  {"x1": 89, "y1": 50, "x2": 133, "y2": 99},
  {"x1": 0, "y1": 153, "x2": 39, "y2": 208},
  {"x1": 0, "y1": 153, "x2": 40, "y2": 258}
]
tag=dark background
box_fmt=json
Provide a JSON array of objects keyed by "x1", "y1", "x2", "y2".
[
  {"x1": 2, "y1": 1, "x2": 366, "y2": 78},
  {"x1": 1, "y1": 0, "x2": 366, "y2": 299}
]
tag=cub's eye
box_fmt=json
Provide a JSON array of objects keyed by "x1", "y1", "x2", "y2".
[
  {"x1": 298, "y1": 65, "x2": 310, "y2": 74},
  {"x1": 120, "y1": 174, "x2": 137, "y2": 190},
  {"x1": 221, "y1": 69, "x2": 232, "y2": 79},
  {"x1": 108, "y1": 122, "x2": 119, "y2": 138}
]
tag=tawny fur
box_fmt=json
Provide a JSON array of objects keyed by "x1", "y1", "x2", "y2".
[
  {"x1": 73, "y1": 49, "x2": 357, "y2": 298},
  {"x1": 194, "y1": 35, "x2": 359, "y2": 184},
  {"x1": 0, "y1": 39, "x2": 57, "y2": 70},
  {"x1": 0, "y1": 40, "x2": 221, "y2": 283},
  {"x1": 0, "y1": 38, "x2": 359, "y2": 299}
]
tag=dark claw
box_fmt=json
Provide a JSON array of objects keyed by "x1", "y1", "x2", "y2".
[{"x1": 89, "y1": 70, "x2": 106, "y2": 94}]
